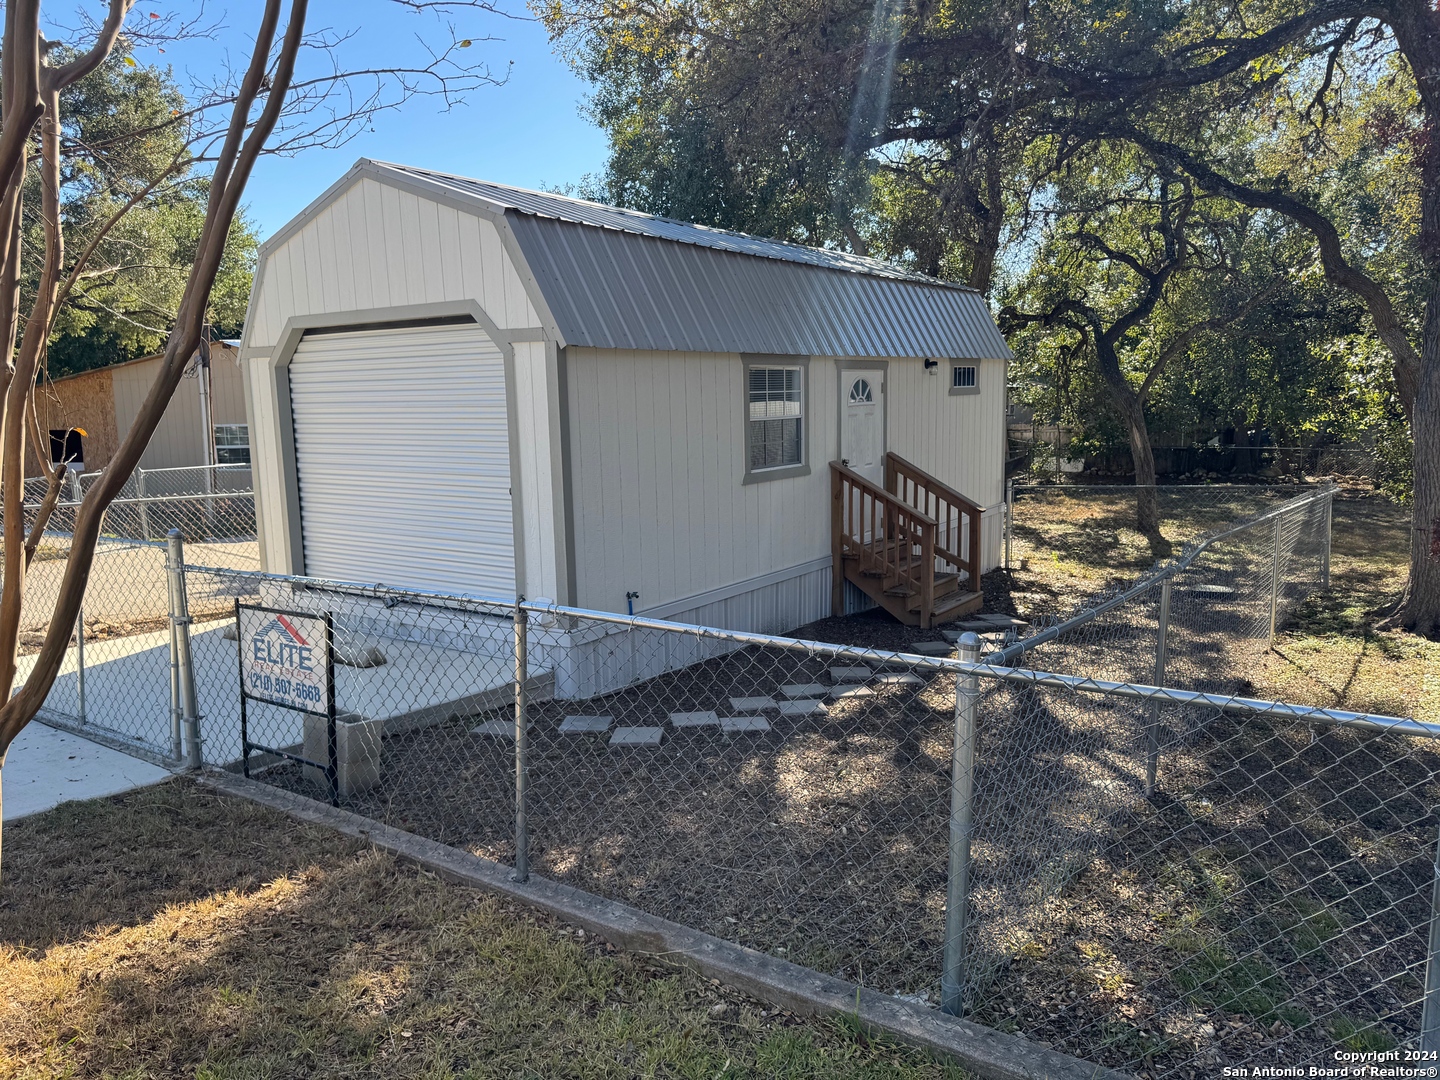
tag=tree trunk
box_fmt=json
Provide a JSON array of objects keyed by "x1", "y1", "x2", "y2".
[
  {"x1": 1390, "y1": 274, "x2": 1440, "y2": 633},
  {"x1": 1119, "y1": 394, "x2": 1163, "y2": 537}
]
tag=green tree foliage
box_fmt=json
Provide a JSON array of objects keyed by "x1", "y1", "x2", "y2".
[{"x1": 23, "y1": 47, "x2": 259, "y2": 378}]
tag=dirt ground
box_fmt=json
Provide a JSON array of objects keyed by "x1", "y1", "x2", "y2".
[{"x1": 0, "y1": 780, "x2": 968, "y2": 1079}]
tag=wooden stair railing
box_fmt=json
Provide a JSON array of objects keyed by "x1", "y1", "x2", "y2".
[
  {"x1": 883, "y1": 452, "x2": 983, "y2": 597},
  {"x1": 830, "y1": 461, "x2": 938, "y2": 621}
]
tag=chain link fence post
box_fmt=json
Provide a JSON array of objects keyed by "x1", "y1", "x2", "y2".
[
  {"x1": 1004, "y1": 478, "x2": 1014, "y2": 571},
  {"x1": 166, "y1": 530, "x2": 203, "y2": 769},
  {"x1": 1321, "y1": 489, "x2": 1333, "y2": 591},
  {"x1": 1422, "y1": 824, "x2": 1440, "y2": 1054},
  {"x1": 512, "y1": 598, "x2": 530, "y2": 882},
  {"x1": 941, "y1": 631, "x2": 981, "y2": 1016},
  {"x1": 1145, "y1": 577, "x2": 1172, "y2": 798},
  {"x1": 1268, "y1": 514, "x2": 1283, "y2": 647},
  {"x1": 135, "y1": 465, "x2": 150, "y2": 542}
]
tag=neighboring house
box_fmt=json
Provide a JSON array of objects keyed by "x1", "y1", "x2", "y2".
[
  {"x1": 240, "y1": 159, "x2": 1012, "y2": 634},
  {"x1": 31, "y1": 340, "x2": 251, "y2": 483}
]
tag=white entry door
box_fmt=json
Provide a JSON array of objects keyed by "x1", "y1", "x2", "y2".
[{"x1": 839, "y1": 368, "x2": 885, "y2": 487}]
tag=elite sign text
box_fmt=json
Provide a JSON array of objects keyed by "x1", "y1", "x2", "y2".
[{"x1": 237, "y1": 606, "x2": 330, "y2": 712}]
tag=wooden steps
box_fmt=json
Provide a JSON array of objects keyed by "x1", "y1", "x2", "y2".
[{"x1": 831, "y1": 453, "x2": 987, "y2": 629}]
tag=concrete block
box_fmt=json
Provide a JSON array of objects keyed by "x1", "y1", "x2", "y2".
[
  {"x1": 560, "y1": 714, "x2": 612, "y2": 734},
  {"x1": 303, "y1": 711, "x2": 383, "y2": 796},
  {"x1": 829, "y1": 685, "x2": 876, "y2": 700},
  {"x1": 729, "y1": 696, "x2": 776, "y2": 712},
  {"x1": 470, "y1": 719, "x2": 521, "y2": 737},
  {"x1": 828, "y1": 666, "x2": 872, "y2": 682},
  {"x1": 610, "y1": 726, "x2": 664, "y2": 747},
  {"x1": 720, "y1": 716, "x2": 771, "y2": 734},
  {"x1": 779, "y1": 683, "x2": 828, "y2": 698},
  {"x1": 670, "y1": 711, "x2": 720, "y2": 728},
  {"x1": 908, "y1": 641, "x2": 954, "y2": 656},
  {"x1": 777, "y1": 699, "x2": 828, "y2": 716}
]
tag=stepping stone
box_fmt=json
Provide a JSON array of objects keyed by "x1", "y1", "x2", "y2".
[
  {"x1": 471, "y1": 720, "x2": 519, "y2": 737},
  {"x1": 828, "y1": 665, "x2": 872, "y2": 682},
  {"x1": 830, "y1": 684, "x2": 876, "y2": 700},
  {"x1": 777, "y1": 699, "x2": 828, "y2": 716},
  {"x1": 779, "y1": 683, "x2": 828, "y2": 698},
  {"x1": 1188, "y1": 583, "x2": 1236, "y2": 597},
  {"x1": 729, "y1": 696, "x2": 776, "y2": 712},
  {"x1": 908, "y1": 641, "x2": 954, "y2": 656},
  {"x1": 670, "y1": 710, "x2": 720, "y2": 728},
  {"x1": 720, "y1": 716, "x2": 771, "y2": 734},
  {"x1": 560, "y1": 714, "x2": 612, "y2": 734},
  {"x1": 610, "y1": 726, "x2": 664, "y2": 747},
  {"x1": 875, "y1": 673, "x2": 924, "y2": 687},
  {"x1": 947, "y1": 615, "x2": 1027, "y2": 636}
]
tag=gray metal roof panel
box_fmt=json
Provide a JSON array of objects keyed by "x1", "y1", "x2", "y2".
[
  {"x1": 373, "y1": 160, "x2": 971, "y2": 289},
  {"x1": 350, "y1": 159, "x2": 1011, "y2": 360},
  {"x1": 508, "y1": 216, "x2": 1012, "y2": 359}
]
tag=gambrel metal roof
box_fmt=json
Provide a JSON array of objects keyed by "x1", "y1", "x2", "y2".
[{"x1": 265, "y1": 160, "x2": 1013, "y2": 360}]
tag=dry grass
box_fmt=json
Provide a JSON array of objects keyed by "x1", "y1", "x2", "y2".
[
  {"x1": 1007, "y1": 486, "x2": 1435, "y2": 723},
  {"x1": 0, "y1": 779, "x2": 968, "y2": 1080}
]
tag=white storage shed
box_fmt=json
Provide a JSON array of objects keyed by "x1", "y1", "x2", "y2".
[{"x1": 240, "y1": 159, "x2": 1012, "y2": 634}]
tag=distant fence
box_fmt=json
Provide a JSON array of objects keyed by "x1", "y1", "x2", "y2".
[{"x1": 20, "y1": 480, "x2": 1439, "y2": 1076}]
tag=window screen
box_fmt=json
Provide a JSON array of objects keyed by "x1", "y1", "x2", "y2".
[
  {"x1": 214, "y1": 423, "x2": 251, "y2": 465},
  {"x1": 747, "y1": 366, "x2": 803, "y2": 471},
  {"x1": 952, "y1": 365, "x2": 977, "y2": 389}
]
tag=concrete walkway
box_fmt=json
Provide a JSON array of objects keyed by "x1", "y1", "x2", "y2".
[{"x1": 1, "y1": 721, "x2": 171, "y2": 821}]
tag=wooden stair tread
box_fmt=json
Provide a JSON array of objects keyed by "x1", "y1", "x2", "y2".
[{"x1": 911, "y1": 590, "x2": 984, "y2": 619}]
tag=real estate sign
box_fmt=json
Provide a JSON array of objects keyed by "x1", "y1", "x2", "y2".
[{"x1": 237, "y1": 605, "x2": 331, "y2": 713}]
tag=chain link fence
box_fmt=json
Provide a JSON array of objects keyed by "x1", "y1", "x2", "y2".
[
  {"x1": 12, "y1": 479, "x2": 1435, "y2": 1077},
  {"x1": 13, "y1": 464, "x2": 257, "y2": 759}
]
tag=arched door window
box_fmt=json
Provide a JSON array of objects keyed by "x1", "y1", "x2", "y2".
[{"x1": 848, "y1": 377, "x2": 874, "y2": 406}]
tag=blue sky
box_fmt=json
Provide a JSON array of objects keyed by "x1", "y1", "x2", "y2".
[{"x1": 126, "y1": 2, "x2": 610, "y2": 241}]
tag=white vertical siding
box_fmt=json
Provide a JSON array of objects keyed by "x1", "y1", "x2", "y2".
[
  {"x1": 883, "y1": 356, "x2": 1007, "y2": 573},
  {"x1": 566, "y1": 348, "x2": 841, "y2": 618},
  {"x1": 511, "y1": 339, "x2": 559, "y2": 600},
  {"x1": 566, "y1": 349, "x2": 1006, "y2": 621},
  {"x1": 243, "y1": 177, "x2": 541, "y2": 351}
]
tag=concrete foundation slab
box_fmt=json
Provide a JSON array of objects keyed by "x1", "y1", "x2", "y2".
[
  {"x1": 610, "y1": 726, "x2": 664, "y2": 747},
  {"x1": 829, "y1": 685, "x2": 876, "y2": 700},
  {"x1": 828, "y1": 666, "x2": 872, "y2": 682}
]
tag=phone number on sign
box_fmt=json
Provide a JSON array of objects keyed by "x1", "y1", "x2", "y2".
[{"x1": 248, "y1": 671, "x2": 324, "y2": 704}]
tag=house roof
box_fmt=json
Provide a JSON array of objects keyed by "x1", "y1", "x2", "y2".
[{"x1": 268, "y1": 159, "x2": 1014, "y2": 361}]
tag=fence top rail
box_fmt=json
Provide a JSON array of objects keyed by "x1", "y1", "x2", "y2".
[
  {"x1": 41, "y1": 489, "x2": 254, "y2": 511},
  {"x1": 994, "y1": 482, "x2": 1338, "y2": 665},
  {"x1": 183, "y1": 561, "x2": 1414, "y2": 737},
  {"x1": 1011, "y1": 482, "x2": 1335, "y2": 495}
]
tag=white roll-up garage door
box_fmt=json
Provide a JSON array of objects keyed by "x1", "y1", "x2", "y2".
[{"x1": 288, "y1": 321, "x2": 515, "y2": 597}]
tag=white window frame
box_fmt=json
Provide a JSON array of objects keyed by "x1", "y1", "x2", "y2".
[
  {"x1": 742, "y1": 355, "x2": 810, "y2": 484},
  {"x1": 214, "y1": 422, "x2": 251, "y2": 465},
  {"x1": 950, "y1": 364, "x2": 979, "y2": 396}
]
